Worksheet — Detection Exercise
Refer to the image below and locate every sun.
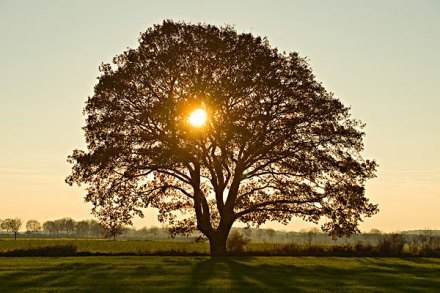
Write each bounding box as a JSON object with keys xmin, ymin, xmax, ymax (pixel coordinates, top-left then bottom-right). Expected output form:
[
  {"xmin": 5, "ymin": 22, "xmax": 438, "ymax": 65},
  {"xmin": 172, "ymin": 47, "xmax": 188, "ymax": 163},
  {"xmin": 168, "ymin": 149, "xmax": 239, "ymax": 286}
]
[{"xmin": 188, "ymin": 108, "xmax": 207, "ymax": 127}]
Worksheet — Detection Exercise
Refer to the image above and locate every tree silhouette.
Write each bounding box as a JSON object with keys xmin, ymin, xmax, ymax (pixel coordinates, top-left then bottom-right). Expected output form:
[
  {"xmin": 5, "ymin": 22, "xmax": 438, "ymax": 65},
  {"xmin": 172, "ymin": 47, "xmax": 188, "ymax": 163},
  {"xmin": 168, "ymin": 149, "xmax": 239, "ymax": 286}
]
[
  {"xmin": 89, "ymin": 220, "xmax": 105, "ymax": 238},
  {"xmin": 1, "ymin": 218, "xmax": 22, "ymax": 240},
  {"xmin": 43, "ymin": 221, "xmax": 56, "ymax": 237},
  {"xmin": 62, "ymin": 218, "xmax": 75, "ymax": 235},
  {"xmin": 266, "ymin": 228, "xmax": 276, "ymax": 243},
  {"xmin": 67, "ymin": 20, "xmax": 378, "ymax": 255},
  {"xmin": 26, "ymin": 219, "xmax": 42, "ymax": 236},
  {"xmin": 75, "ymin": 220, "xmax": 90, "ymax": 237},
  {"xmin": 149, "ymin": 226, "xmax": 159, "ymax": 239},
  {"xmin": 53, "ymin": 219, "xmax": 64, "ymax": 237}
]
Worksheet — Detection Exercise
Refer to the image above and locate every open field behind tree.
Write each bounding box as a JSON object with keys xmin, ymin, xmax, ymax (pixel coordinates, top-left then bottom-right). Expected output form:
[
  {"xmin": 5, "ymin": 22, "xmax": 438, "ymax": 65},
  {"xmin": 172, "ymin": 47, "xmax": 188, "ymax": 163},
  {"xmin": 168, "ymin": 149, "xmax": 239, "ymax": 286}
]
[
  {"xmin": 0, "ymin": 256, "xmax": 439, "ymax": 292},
  {"xmin": 0, "ymin": 239, "xmax": 209, "ymax": 255},
  {"xmin": 1, "ymin": 237, "xmax": 440, "ymax": 257}
]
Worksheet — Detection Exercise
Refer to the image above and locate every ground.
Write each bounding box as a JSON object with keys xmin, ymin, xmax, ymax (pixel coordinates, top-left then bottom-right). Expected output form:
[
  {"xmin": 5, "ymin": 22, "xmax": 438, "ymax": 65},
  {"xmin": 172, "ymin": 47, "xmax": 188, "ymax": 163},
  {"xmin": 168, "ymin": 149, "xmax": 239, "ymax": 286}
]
[{"xmin": 0, "ymin": 256, "xmax": 439, "ymax": 292}]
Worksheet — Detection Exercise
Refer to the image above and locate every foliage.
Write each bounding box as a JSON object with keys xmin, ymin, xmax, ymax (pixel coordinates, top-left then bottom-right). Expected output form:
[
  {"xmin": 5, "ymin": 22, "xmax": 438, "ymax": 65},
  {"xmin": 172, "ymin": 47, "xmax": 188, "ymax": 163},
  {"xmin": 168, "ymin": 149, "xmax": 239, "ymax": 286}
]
[
  {"xmin": 149, "ymin": 226, "xmax": 159, "ymax": 239},
  {"xmin": 75, "ymin": 220, "xmax": 90, "ymax": 237},
  {"xmin": 227, "ymin": 230, "xmax": 250, "ymax": 253},
  {"xmin": 1, "ymin": 218, "xmax": 22, "ymax": 233},
  {"xmin": 25, "ymin": 220, "xmax": 42, "ymax": 235},
  {"xmin": 0, "ymin": 236, "xmax": 439, "ymax": 257},
  {"xmin": 1, "ymin": 218, "xmax": 22, "ymax": 239},
  {"xmin": 51, "ymin": 218, "xmax": 75, "ymax": 235},
  {"xmin": 42, "ymin": 221, "xmax": 57, "ymax": 236},
  {"xmin": 378, "ymin": 233, "xmax": 405, "ymax": 256},
  {"xmin": 63, "ymin": 218, "xmax": 75, "ymax": 235},
  {"xmin": 98, "ymin": 210, "xmax": 125, "ymax": 240},
  {"xmin": 66, "ymin": 20, "xmax": 378, "ymax": 255},
  {"xmin": 266, "ymin": 228, "xmax": 276, "ymax": 242},
  {"xmin": 2, "ymin": 244, "xmax": 77, "ymax": 257},
  {"xmin": 369, "ymin": 228, "xmax": 382, "ymax": 234},
  {"xmin": 0, "ymin": 239, "xmax": 209, "ymax": 255}
]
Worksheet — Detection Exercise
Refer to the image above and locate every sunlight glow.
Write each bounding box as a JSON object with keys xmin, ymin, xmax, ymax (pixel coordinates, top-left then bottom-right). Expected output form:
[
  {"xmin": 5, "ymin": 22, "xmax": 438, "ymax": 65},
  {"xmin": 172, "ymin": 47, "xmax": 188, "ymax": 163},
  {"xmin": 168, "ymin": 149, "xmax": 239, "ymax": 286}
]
[{"xmin": 189, "ymin": 108, "xmax": 207, "ymax": 127}]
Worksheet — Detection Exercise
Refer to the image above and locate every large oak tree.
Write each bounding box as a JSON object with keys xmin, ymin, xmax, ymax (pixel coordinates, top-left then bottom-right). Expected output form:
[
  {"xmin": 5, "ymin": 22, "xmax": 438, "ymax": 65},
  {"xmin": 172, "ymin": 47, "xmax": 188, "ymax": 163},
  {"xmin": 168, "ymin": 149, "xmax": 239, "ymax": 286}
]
[{"xmin": 67, "ymin": 21, "xmax": 378, "ymax": 256}]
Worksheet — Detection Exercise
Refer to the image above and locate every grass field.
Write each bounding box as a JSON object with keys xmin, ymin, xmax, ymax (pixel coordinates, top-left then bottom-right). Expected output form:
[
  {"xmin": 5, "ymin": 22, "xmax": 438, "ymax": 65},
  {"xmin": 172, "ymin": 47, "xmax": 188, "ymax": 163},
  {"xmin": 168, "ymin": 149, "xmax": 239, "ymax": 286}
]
[
  {"xmin": 0, "ymin": 238, "xmax": 355, "ymax": 255},
  {"xmin": 1, "ymin": 239, "xmax": 439, "ymax": 291},
  {"xmin": 0, "ymin": 238, "xmax": 210, "ymax": 255},
  {"xmin": 0, "ymin": 238, "xmax": 407, "ymax": 256},
  {"xmin": 1, "ymin": 256, "xmax": 439, "ymax": 292}
]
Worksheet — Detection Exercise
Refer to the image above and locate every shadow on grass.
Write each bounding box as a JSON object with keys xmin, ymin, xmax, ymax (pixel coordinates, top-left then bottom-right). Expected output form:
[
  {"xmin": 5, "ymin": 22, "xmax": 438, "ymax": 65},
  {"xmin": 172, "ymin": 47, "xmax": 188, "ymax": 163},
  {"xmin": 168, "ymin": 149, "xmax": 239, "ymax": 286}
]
[
  {"xmin": 0, "ymin": 257, "xmax": 196, "ymax": 292},
  {"xmin": 0, "ymin": 257, "xmax": 439, "ymax": 292},
  {"xmin": 0, "ymin": 261, "xmax": 104, "ymax": 290},
  {"xmin": 185, "ymin": 257, "xmax": 440, "ymax": 292}
]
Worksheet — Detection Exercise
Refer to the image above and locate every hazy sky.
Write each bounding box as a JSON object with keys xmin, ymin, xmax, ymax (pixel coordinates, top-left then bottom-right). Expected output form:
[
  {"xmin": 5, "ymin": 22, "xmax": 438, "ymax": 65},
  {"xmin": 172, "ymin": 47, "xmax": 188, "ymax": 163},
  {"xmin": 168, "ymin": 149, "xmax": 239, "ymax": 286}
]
[{"xmin": 1, "ymin": 0, "xmax": 439, "ymax": 232}]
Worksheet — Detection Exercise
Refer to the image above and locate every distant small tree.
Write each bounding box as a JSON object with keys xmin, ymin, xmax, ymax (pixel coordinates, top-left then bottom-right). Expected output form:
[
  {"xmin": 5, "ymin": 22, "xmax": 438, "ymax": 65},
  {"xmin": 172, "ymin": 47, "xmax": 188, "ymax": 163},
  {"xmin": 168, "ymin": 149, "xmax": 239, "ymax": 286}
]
[
  {"xmin": 63, "ymin": 218, "xmax": 75, "ymax": 235},
  {"xmin": 266, "ymin": 228, "xmax": 276, "ymax": 243},
  {"xmin": 1, "ymin": 219, "xmax": 9, "ymax": 234},
  {"xmin": 54, "ymin": 219, "xmax": 65, "ymax": 237},
  {"xmin": 369, "ymin": 228, "xmax": 382, "ymax": 234},
  {"xmin": 42, "ymin": 221, "xmax": 55, "ymax": 236},
  {"xmin": 308, "ymin": 227, "xmax": 320, "ymax": 245},
  {"xmin": 149, "ymin": 226, "xmax": 159, "ymax": 239},
  {"xmin": 89, "ymin": 220, "xmax": 105, "ymax": 238},
  {"xmin": 286, "ymin": 231, "xmax": 297, "ymax": 242},
  {"xmin": 121, "ymin": 226, "xmax": 132, "ymax": 239},
  {"xmin": 256, "ymin": 228, "xmax": 266, "ymax": 243},
  {"xmin": 26, "ymin": 220, "xmax": 42, "ymax": 236},
  {"xmin": 12, "ymin": 218, "xmax": 22, "ymax": 240},
  {"xmin": 1, "ymin": 218, "xmax": 22, "ymax": 240},
  {"xmin": 75, "ymin": 220, "xmax": 90, "ymax": 238},
  {"xmin": 140, "ymin": 227, "xmax": 149, "ymax": 240}
]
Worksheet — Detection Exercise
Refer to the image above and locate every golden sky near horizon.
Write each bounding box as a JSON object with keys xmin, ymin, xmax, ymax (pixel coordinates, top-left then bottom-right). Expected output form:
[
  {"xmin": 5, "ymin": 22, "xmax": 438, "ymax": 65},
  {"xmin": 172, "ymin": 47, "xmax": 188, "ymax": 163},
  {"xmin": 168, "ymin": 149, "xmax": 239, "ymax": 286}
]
[{"xmin": 0, "ymin": 0, "xmax": 439, "ymax": 232}]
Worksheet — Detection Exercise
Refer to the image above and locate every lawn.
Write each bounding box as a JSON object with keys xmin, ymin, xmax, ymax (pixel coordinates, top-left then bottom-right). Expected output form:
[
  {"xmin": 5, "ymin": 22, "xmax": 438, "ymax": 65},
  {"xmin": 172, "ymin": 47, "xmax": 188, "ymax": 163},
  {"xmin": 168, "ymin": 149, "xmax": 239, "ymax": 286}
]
[{"xmin": 0, "ymin": 256, "xmax": 439, "ymax": 292}]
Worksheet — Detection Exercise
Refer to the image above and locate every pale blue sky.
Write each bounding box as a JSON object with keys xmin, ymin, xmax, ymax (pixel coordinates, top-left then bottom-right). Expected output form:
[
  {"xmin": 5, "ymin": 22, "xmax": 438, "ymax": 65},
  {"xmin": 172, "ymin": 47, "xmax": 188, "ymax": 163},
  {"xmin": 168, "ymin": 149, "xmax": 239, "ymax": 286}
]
[{"xmin": 0, "ymin": 0, "xmax": 439, "ymax": 231}]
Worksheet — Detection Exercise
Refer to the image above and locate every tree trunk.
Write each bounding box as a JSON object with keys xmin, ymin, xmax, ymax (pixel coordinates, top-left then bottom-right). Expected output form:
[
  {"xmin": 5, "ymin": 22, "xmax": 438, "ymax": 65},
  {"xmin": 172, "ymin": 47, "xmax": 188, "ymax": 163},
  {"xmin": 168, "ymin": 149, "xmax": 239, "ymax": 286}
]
[
  {"xmin": 209, "ymin": 232, "xmax": 228, "ymax": 256},
  {"xmin": 209, "ymin": 221, "xmax": 234, "ymax": 256},
  {"xmin": 14, "ymin": 232, "xmax": 17, "ymax": 240}
]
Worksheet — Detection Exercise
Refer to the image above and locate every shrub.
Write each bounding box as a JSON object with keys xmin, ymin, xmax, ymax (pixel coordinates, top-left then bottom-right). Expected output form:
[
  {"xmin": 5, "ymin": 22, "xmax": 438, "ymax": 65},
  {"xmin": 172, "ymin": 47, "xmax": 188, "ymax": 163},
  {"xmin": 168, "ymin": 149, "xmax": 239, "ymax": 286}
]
[
  {"xmin": 378, "ymin": 233, "xmax": 406, "ymax": 255},
  {"xmin": 1, "ymin": 245, "xmax": 77, "ymax": 257},
  {"xmin": 227, "ymin": 230, "xmax": 250, "ymax": 254}
]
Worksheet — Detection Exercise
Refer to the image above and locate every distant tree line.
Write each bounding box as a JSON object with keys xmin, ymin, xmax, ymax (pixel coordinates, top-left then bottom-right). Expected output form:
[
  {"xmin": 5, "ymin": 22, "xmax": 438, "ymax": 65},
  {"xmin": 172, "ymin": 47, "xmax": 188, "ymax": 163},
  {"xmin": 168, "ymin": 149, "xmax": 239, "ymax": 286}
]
[
  {"xmin": 41, "ymin": 218, "xmax": 105, "ymax": 238},
  {"xmin": 0, "ymin": 218, "xmax": 105, "ymax": 239},
  {"xmin": 1, "ymin": 217, "xmax": 440, "ymax": 255},
  {"xmin": 0, "ymin": 217, "xmax": 169, "ymax": 240},
  {"xmin": 225, "ymin": 228, "xmax": 440, "ymax": 256}
]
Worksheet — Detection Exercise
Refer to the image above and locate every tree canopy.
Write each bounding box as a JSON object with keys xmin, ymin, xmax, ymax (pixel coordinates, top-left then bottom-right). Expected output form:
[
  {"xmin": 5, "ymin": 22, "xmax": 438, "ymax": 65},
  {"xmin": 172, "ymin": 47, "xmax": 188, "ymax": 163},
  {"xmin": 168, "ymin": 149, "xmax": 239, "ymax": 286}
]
[
  {"xmin": 1, "ymin": 218, "xmax": 22, "ymax": 240},
  {"xmin": 67, "ymin": 20, "xmax": 378, "ymax": 255},
  {"xmin": 26, "ymin": 219, "xmax": 42, "ymax": 235}
]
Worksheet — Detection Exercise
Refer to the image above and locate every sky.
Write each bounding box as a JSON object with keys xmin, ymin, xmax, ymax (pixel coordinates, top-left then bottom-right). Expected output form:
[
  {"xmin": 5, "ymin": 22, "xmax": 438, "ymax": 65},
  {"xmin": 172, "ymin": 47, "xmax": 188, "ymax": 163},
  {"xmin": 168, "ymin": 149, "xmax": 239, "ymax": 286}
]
[{"xmin": 0, "ymin": 0, "xmax": 439, "ymax": 232}]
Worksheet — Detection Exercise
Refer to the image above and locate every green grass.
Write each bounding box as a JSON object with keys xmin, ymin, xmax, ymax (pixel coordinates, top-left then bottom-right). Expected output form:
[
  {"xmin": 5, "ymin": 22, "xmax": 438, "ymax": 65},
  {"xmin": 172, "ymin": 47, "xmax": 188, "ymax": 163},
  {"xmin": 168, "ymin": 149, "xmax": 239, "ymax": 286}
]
[
  {"xmin": 0, "ymin": 239, "xmax": 375, "ymax": 256},
  {"xmin": 0, "ymin": 239, "xmax": 322, "ymax": 255},
  {"xmin": 0, "ymin": 238, "xmax": 209, "ymax": 254},
  {"xmin": 0, "ymin": 256, "xmax": 439, "ymax": 292}
]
